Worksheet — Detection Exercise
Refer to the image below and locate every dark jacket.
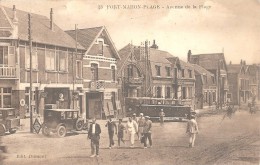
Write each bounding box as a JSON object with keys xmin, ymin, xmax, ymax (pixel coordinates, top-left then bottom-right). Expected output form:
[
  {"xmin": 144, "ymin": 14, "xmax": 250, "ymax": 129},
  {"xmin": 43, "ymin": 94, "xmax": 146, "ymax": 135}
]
[{"xmin": 88, "ymin": 123, "xmax": 101, "ymax": 139}]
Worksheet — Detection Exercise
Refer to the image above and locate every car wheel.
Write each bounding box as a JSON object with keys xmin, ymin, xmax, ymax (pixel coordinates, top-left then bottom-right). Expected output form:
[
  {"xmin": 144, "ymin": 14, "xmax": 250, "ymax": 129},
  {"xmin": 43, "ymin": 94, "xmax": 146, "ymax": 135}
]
[
  {"xmin": 9, "ymin": 129, "xmax": 16, "ymax": 134},
  {"xmin": 76, "ymin": 120, "xmax": 84, "ymax": 131},
  {"xmin": 42, "ymin": 124, "xmax": 50, "ymax": 136},
  {"xmin": 0, "ymin": 124, "xmax": 6, "ymax": 136},
  {"xmin": 82, "ymin": 123, "xmax": 88, "ymax": 131},
  {"xmin": 57, "ymin": 126, "xmax": 66, "ymax": 138}
]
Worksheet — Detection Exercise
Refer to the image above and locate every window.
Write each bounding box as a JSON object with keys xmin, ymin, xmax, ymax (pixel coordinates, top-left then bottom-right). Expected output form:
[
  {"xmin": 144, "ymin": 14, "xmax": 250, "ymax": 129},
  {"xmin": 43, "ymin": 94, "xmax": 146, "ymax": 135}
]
[
  {"xmin": 98, "ymin": 41, "xmax": 103, "ymax": 55},
  {"xmin": 46, "ymin": 49, "xmax": 56, "ymax": 71},
  {"xmin": 188, "ymin": 70, "xmax": 192, "ymax": 78},
  {"xmin": 58, "ymin": 51, "xmax": 68, "ymax": 71},
  {"xmin": 181, "ymin": 69, "xmax": 185, "ymax": 78},
  {"xmin": 155, "ymin": 65, "xmax": 161, "ymax": 76},
  {"xmin": 127, "ymin": 65, "xmax": 133, "ymax": 77},
  {"xmin": 25, "ymin": 47, "xmax": 38, "ymax": 69},
  {"xmin": 188, "ymin": 87, "xmax": 192, "ymax": 99},
  {"xmin": 204, "ymin": 92, "xmax": 207, "ymax": 103},
  {"xmin": 174, "ymin": 68, "xmax": 178, "ymax": 79},
  {"xmin": 166, "ymin": 67, "xmax": 170, "ymax": 77},
  {"xmin": 91, "ymin": 63, "xmax": 98, "ymax": 81},
  {"xmin": 0, "ymin": 46, "xmax": 8, "ymax": 66},
  {"xmin": 166, "ymin": 87, "xmax": 171, "ymax": 98},
  {"xmin": 0, "ymin": 87, "xmax": 12, "ymax": 108},
  {"xmin": 76, "ymin": 61, "xmax": 82, "ymax": 78},
  {"xmin": 111, "ymin": 66, "xmax": 116, "ymax": 82},
  {"xmin": 156, "ymin": 86, "xmax": 162, "ymax": 98},
  {"xmin": 182, "ymin": 87, "xmax": 187, "ymax": 99},
  {"xmin": 212, "ymin": 76, "xmax": 215, "ymax": 84}
]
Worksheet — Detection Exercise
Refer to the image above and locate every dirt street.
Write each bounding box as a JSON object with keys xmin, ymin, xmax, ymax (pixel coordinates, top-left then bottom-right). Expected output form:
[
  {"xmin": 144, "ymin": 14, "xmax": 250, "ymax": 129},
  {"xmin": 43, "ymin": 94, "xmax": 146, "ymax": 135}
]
[{"xmin": 1, "ymin": 110, "xmax": 260, "ymax": 165}]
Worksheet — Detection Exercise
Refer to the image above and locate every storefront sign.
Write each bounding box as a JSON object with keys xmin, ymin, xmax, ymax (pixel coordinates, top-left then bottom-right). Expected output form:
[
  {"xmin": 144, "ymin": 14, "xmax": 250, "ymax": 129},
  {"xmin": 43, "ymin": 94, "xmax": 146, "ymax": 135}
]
[{"xmin": 33, "ymin": 118, "xmax": 42, "ymax": 134}]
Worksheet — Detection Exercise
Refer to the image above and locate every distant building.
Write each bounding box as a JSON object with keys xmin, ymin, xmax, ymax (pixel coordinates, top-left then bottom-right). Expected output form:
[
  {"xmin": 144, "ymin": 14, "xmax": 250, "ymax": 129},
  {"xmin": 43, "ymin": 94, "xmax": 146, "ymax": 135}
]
[
  {"xmin": 227, "ymin": 60, "xmax": 250, "ymax": 105},
  {"xmin": 188, "ymin": 50, "xmax": 229, "ymax": 107},
  {"xmin": 118, "ymin": 41, "xmax": 195, "ymax": 115},
  {"xmin": 0, "ymin": 6, "xmax": 85, "ymax": 117},
  {"xmin": 192, "ymin": 64, "xmax": 216, "ymax": 109},
  {"xmin": 66, "ymin": 26, "xmax": 120, "ymax": 119},
  {"xmin": 246, "ymin": 64, "xmax": 259, "ymax": 102}
]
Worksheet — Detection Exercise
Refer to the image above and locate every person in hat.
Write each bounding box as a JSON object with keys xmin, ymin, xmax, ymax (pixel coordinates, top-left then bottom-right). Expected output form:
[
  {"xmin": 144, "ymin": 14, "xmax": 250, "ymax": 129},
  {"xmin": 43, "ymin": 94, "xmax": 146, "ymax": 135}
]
[
  {"xmin": 88, "ymin": 117, "xmax": 101, "ymax": 157},
  {"xmin": 132, "ymin": 113, "xmax": 138, "ymax": 122},
  {"xmin": 126, "ymin": 117, "xmax": 138, "ymax": 148},
  {"xmin": 117, "ymin": 118, "xmax": 125, "ymax": 147},
  {"xmin": 105, "ymin": 116, "xmax": 117, "ymax": 149},
  {"xmin": 186, "ymin": 115, "xmax": 199, "ymax": 148},
  {"xmin": 143, "ymin": 116, "xmax": 153, "ymax": 148},
  {"xmin": 159, "ymin": 109, "xmax": 165, "ymax": 125},
  {"xmin": 137, "ymin": 113, "xmax": 145, "ymax": 140}
]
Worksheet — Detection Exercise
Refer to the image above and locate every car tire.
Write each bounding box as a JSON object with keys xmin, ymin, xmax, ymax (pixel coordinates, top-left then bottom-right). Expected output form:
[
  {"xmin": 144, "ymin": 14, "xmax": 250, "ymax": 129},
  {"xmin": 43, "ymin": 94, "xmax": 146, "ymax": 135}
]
[
  {"xmin": 42, "ymin": 124, "xmax": 50, "ymax": 136},
  {"xmin": 9, "ymin": 129, "xmax": 16, "ymax": 134},
  {"xmin": 76, "ymin": 119, "xmax": 84, "ymax": 131},
  {"xmin": 82, "ymin": 123, "xmax": 88, "ymax": 131},
  {"xmin": 57, "ymin": 125, "xmax": 66, "ymax": 138},
  {"xmin": 0, "ymin": 124, "xmax": 6, "ymax": 136}
]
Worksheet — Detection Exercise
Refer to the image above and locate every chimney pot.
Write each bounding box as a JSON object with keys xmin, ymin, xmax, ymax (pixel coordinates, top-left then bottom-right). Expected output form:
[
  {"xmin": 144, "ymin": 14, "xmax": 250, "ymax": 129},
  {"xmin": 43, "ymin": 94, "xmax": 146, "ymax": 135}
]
[{"xmin": 12, "ymin": 5, "xmax": 18, "ymax": 23}]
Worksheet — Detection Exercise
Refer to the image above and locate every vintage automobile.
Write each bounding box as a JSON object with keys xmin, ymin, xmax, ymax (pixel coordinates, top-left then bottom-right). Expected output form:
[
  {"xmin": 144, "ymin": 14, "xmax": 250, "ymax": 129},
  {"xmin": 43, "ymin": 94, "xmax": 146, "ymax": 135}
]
[
  {"xmin": 0, "ymin": 108, "xmax": 20, "ymax": 136},
  {"xmin": 41, "ymin": 109, "xmax": 86, "ymax": 137}
]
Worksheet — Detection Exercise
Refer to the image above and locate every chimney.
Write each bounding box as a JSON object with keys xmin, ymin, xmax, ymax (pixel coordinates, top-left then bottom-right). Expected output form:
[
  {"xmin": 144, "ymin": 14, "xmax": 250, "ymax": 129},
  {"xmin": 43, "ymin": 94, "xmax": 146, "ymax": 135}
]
[
  {"xmin": 243, "ymin": 60, "xmax": 246, "ymax": 65},
  {"xmin": 12, "ymin": 5, "xmax": 18, "ymax": 23},
  {"xmin": 240, "ymin": 59, "xmax": 243, "ymax": 65},
  {"xmin": 187, "ymin": 50, "xmax": 192, "ymax": 63},
  {"xmin": 50, "ymin": 8, "xmax": 54, "ymax": 31},
  {"xmin": 229, "ymin": 61, "xmax": 232, "ymax": 65},
  {"xmin": 150, "ymin": 40, "xmax": 158, "ymax": 49}
]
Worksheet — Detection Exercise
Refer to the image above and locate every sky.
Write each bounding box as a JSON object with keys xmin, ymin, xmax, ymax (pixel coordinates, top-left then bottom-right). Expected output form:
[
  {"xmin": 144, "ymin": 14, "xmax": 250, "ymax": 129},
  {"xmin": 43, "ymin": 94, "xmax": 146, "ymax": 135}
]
[{"xmin": 1, "ymin": 0, "xmax": 260, "ymax": 64}]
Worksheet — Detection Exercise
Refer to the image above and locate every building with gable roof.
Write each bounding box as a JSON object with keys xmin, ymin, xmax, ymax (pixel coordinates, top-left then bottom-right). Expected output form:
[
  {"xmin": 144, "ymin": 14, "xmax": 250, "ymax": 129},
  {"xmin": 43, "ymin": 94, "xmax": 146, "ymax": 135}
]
[
  {"xmin": 227, "ymin": 60, "xmax": 250, "ymax": 105},
  {"xmin": 192, "ymin": 64, "xmax": 216, "ymax": 109},
  {"xmin": 0, "ymin": 5, "xmax": 85, "ymax": 117},
  {"xmin": 66, "ymin": 26, "xmax": 120, "ymax": 119},
  {"xmin": 188, "ymin": 50, "xmax": 229, "ymax": 108}
]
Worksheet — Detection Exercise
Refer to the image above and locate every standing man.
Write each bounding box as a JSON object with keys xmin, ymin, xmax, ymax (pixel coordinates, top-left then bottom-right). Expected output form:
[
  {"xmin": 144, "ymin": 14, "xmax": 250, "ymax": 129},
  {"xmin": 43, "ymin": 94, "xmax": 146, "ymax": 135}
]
[
  {"xmin": 159, "ymin": 109, "xmax": 165, "ymax": 125},
  {"xmin": 117, "ymin": 118, "xmax": 125, "ymax": 147},
  {"xmin": 126, "ymin": 117, "xmax": 138, "ymax": 148},
  {"xmin": 143, "ymin": 116, "xmax": 152, "ymax": 149},
  {"xmin": 186, "ymin": 115, "xmax": 199, "ymax": 148},
  {"xmin": 132, "ymin": 113, "xmax": 138, "ymax": 122},
  {"xmin": 105, "ymin": 116, "xmax": 117, "ymax": 149},
  {"xmin": 88, "ymin": 118, "xmax": 101, "ymax": 157},
  {"xmin": 137, "ymin": 113, "xmax": 145, "ymax": 140}
]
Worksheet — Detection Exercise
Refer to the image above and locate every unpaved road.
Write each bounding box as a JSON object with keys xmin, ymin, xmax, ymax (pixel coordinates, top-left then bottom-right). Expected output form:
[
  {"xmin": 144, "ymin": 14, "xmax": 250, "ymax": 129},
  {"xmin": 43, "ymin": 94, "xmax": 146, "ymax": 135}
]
[{"xmin": 1, "ymin": 110, "xmax": 260, "ymax": 165}]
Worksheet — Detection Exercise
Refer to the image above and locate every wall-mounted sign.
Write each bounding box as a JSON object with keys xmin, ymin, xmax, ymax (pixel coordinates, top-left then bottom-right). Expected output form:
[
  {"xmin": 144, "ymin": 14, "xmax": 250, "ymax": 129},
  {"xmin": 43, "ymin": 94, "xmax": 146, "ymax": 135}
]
[{"xmin": 20, "ymin": 99, "xmax": 25, "ymax": 106}]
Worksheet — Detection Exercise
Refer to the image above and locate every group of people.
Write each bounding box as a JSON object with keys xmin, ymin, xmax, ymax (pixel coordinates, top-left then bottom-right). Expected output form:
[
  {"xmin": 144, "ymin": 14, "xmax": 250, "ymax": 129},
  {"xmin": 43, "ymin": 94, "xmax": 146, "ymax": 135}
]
[{"xmin": 87, "ymin": 110, "xmax": 199, "ymax": 158}]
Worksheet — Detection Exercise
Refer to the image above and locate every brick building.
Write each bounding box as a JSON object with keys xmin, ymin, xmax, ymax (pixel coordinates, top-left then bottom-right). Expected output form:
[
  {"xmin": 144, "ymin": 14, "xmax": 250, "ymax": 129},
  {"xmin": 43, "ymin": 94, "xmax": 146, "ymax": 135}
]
[
  {"xmin": 0, "ymin": 6, "xmax": 86, "ymax": 117},
  {"xmin": 188, "ymin": 50, "xmax": 229, "ymax": 107},
  {"xmin": 66, "ymin": 26, "xmax": 120, "ymax": 119},
  {"xmin": 227, "ymin": 60, "xmax": 250, "ymax": 105},
  {"xmin": 192, "ymin": 64, "xmax": 216, "ymax": 109}
]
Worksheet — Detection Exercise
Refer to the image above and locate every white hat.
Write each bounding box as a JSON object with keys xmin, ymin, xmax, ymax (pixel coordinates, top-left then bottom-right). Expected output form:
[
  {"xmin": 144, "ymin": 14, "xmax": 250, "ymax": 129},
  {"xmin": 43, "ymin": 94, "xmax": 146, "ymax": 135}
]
[{"xmin": 140, "ymin": 113, "xmax": 144, "ymax": 116}]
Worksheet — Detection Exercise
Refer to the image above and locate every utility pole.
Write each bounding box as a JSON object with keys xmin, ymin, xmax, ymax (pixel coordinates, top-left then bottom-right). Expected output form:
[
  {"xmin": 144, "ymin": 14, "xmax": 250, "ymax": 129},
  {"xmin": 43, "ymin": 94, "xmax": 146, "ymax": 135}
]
[
  {"xmin": 73, "ymin": 24, "xmax": 77, "ymax": 109},
  {"xmin": 28, "ymin": 13, "xmax": 33, "ymax": 133}
]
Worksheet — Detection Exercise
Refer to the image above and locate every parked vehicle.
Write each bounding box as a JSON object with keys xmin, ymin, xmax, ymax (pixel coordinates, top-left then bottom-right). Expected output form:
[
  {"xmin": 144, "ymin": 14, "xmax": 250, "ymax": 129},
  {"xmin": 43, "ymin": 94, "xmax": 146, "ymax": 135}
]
[
  {"xmin": 0, "ymin": 108, "xmax": 20, "ymax": 136},
  {"xmin": 42, "ymin": 109, "xmax": 86, "ymax": 137}
]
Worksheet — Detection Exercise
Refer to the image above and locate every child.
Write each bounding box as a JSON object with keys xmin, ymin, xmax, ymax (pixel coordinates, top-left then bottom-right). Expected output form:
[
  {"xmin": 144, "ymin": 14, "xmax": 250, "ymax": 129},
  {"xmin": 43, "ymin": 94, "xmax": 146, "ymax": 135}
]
[{"xmin": 117, "ymin": 118, "xmax": 125, "ymax": 147}]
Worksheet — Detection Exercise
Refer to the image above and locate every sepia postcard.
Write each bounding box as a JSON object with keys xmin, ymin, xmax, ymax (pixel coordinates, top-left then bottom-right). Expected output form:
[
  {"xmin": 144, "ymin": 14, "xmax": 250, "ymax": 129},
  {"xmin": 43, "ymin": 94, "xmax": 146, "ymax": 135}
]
[{"xmin": 0, "ymin": 0, "xmax": 259, "ymax": 165}]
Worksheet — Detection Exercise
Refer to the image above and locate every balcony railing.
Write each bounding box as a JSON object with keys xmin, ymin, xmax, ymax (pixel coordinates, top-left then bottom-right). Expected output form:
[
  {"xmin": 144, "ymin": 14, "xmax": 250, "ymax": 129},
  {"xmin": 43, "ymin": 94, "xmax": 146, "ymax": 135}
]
[
  {"xmin": 89, "ymin": 80, "xmax": 105, "ymax": 91},
  {"xmin": 125, "ymin": 77, "xmax": 143, "ymax": 84},
  {"xmin": 0, "ymin": 66, "xmax": 18, "ymax": 78}
]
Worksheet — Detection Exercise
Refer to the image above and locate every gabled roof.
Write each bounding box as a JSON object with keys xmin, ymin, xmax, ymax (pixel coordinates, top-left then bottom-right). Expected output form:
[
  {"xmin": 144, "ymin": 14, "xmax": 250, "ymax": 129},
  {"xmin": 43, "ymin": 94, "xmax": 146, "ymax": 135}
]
[
  {"xmin": 2, "ymin": 6, "xmax": 85, "ymax": 50},
  {"xmin": 0, "ymin": 7, "xmax": 12, "ymax": 28},
  {"xmin": 149, "ymin": 48, "xmax": 174, "ymax": 64},
  {"xmin": 117, "ymin": 44, "xmax": 133, "ymax": 73},
  {"xmin": 189, "ymin": 53, "xmax": 227, "ymax": 71},
  {"xmin": 192, "ymin": 64, "xmax": 214, "ymax": 76},
  {"xmin": 66, "ymin": 26, "xmax": 120, "ymax": 59}
]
